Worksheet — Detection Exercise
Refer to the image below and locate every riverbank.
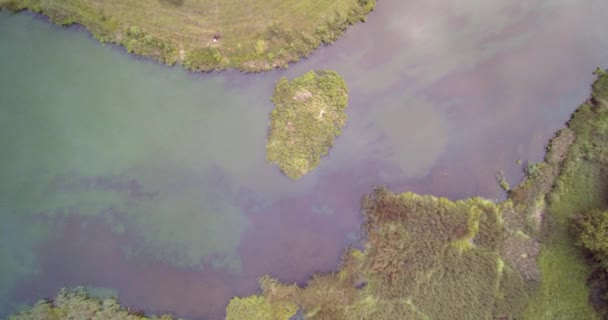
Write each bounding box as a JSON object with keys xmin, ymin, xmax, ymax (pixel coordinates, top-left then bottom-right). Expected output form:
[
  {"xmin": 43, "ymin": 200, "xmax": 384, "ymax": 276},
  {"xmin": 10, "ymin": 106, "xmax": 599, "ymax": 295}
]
[{"xmin": 0, "ymin": 0, "xmax": 375, "ymax": 72}]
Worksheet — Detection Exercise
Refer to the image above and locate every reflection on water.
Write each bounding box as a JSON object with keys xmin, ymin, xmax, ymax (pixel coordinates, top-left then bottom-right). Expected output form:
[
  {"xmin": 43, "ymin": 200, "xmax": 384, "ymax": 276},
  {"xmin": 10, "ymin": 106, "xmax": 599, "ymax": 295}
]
[
  {"xmin": 1, "ymin": 0, "xmax": 608, "ymax": 318},
  {"xmin": 369, "ymin": 93, "xmax": 448, "ymax": 178}
]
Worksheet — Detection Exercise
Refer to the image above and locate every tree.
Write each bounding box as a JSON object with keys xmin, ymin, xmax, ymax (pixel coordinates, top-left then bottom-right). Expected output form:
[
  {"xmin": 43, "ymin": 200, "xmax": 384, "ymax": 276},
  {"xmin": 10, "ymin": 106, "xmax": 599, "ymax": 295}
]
[
  {"xmin": 573, "ymin": 209, "xmax": 608, "ymax": 315},
  {"xmin": 575, "ymin": 209, "xmax": 608, "ymax": 268}
]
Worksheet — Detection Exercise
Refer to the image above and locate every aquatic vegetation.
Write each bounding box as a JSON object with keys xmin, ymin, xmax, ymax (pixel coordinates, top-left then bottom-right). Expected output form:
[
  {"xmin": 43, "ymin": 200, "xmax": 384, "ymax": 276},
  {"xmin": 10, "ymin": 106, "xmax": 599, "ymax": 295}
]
[
  {"xmin": 0, "ymin": 0, "xmax": 375, "ymax": 72},
  {"xmin": 267, "ymin": 70, "xmax": 348, "ymax": 179},
  {"xmin": 9, "ymin": 288, "xmax": 177, "ymax": 320}
]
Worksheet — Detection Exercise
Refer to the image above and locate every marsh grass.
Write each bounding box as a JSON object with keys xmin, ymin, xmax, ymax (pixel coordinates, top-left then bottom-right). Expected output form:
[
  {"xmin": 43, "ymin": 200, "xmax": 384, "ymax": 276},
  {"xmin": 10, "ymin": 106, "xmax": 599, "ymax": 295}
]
[
  {"xmin": 266, "ymin": 70, "xmax": 348, "ymax": 179},
  {"xmin": 223, "ymin": 188, "xmax": 533, "ymax": 320},
  {"xmin": 0, "ymin": 0, "xmax": 375, "ymax": 72}
]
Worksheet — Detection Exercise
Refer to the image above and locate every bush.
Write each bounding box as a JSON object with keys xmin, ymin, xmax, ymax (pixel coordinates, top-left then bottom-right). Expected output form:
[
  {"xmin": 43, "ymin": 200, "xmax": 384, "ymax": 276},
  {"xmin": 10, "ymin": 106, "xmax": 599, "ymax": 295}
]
[{"xmin": 574, "ymin": 209, "xmax": 608, "ymax": 267}]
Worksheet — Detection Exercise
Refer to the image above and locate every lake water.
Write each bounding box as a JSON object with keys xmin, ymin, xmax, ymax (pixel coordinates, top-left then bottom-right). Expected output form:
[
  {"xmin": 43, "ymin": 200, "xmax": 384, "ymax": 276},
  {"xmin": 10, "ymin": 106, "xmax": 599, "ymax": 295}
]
[{"xmin": 1, "ymin": 0, "xmax": 608, "ymax": 318}]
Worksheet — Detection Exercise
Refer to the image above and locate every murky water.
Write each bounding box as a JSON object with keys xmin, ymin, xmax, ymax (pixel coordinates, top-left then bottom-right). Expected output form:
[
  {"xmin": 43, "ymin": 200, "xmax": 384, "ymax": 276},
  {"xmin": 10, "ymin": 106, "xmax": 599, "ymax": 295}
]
[{"xmin": 1, "ymin": 0, "xmax": 608, "ymax": 318}]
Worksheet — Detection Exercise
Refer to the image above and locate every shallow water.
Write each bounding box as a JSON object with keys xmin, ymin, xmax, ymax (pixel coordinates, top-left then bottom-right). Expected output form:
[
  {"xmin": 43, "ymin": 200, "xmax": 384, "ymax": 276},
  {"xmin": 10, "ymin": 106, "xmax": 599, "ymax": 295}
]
[{"xmin": 1, "ymin": 0, "xmax": 608, "ymax": 318}]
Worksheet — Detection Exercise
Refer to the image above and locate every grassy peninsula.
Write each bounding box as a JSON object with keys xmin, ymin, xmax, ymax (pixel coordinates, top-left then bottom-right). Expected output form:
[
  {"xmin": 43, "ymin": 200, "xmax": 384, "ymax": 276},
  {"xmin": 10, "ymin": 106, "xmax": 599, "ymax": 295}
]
[
  {"xmin": 267, "ymin": 70, "xmax": 348, "ymax": 179},
  {"xmin": 222, "ymin": 69, "xmax": 608, "ymax": 319},
  {"xmin": 0, "ymin": 0, "xmax": 375, "ymax": 72}
]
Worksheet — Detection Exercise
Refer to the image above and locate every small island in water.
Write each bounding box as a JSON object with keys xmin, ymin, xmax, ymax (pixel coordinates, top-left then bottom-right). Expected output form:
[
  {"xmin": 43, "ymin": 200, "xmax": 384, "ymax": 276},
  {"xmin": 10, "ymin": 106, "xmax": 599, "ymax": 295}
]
[{"xmin": 267, "ymin": 70, "xmax": 348, "ymax": 180}]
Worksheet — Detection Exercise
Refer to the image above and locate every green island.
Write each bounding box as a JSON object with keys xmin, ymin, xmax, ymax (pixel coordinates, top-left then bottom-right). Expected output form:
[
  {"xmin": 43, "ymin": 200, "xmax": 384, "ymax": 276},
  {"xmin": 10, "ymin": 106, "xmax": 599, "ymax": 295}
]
[
  {"xmin": 267, "ymin": 70, "xmax": 348, "ymax": 180},
  {"xmin": 11, "ymin": 70, "xmax": 608, "ymax": 319},
  {"xmin": 0, "ymin": 0, "xmax": 375, "ymax": 72}
]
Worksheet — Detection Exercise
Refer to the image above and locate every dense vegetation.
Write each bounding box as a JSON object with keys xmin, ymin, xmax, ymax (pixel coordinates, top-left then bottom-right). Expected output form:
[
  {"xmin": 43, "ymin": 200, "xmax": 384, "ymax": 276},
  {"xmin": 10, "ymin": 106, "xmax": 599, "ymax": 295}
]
[
  {"xmin": 224, "ymin": 70, "xmax": 608, "ymax": 319},
  {"xmin": 267, "ymin": 70, "xmax": 348, "ymax": 179},
  {"xmin": 9, "ymin": 288, "xmax": 176, "ymax": 320},
  {"xmin": 0, "ymin": 0, "xmax": 375, "ymax": 72}
]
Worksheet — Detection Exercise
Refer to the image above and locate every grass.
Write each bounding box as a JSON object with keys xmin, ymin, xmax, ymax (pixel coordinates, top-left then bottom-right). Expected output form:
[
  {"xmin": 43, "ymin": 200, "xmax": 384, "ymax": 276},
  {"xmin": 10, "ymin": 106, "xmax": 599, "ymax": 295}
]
[
  {"xmin": 0, "ymin": 0, "xmax": 375, "ymax": 72},
  {"xmin": 524, "ymin": 235, "xmax": 598, "ymax": 320},
  {"xmin": 266, "ymin": 70, "xmax": 348, "ymax": 179}
]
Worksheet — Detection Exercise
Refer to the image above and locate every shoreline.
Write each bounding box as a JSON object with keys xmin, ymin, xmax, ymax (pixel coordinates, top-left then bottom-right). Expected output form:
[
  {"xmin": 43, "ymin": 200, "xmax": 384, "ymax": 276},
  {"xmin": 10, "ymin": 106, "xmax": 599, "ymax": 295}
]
[{"xmin": 0, "ymin": 0, "xmax": 376, "ymax": 73}]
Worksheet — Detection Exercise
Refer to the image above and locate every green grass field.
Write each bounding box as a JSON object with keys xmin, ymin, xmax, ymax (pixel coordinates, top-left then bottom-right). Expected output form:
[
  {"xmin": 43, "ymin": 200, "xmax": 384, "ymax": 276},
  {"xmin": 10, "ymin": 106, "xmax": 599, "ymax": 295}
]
[{"xmin": 0, "ymin": 0, "xmax": 375, "ymax": 71}]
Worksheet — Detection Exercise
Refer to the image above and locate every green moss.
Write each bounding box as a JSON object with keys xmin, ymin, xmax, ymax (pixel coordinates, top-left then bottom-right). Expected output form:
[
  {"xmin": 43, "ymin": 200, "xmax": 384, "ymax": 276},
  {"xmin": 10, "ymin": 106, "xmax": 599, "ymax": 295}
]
[
  {"xmin": 0, "ymin": 0, "xmax": 375, "ymax": 72},
  {"xmin": 266, "ymin": 70, "xmax": 348, "ymax": 179}
]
